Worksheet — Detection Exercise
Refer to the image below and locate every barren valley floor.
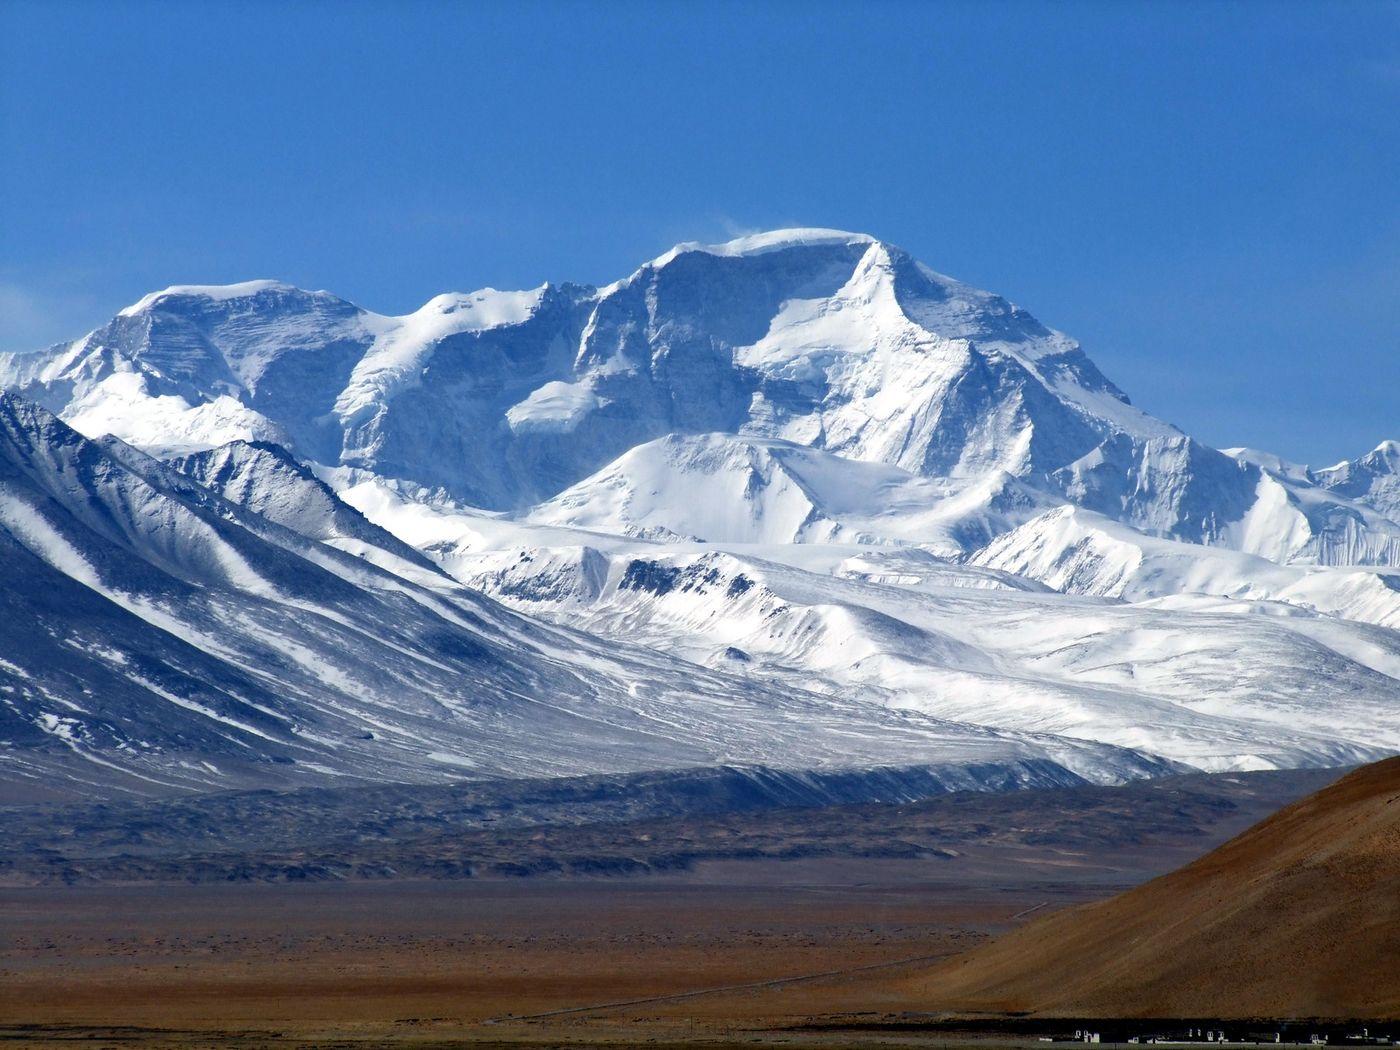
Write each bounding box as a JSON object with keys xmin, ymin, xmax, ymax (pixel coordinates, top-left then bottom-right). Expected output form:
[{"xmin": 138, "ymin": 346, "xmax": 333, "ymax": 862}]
[
  {"xmin": 0, "ymin": 767, "xmax": 1350, "ymax": 1048},
  {"xmin": 0, "ymin": 868, "xmax": 1097, "ymax": 1047}
]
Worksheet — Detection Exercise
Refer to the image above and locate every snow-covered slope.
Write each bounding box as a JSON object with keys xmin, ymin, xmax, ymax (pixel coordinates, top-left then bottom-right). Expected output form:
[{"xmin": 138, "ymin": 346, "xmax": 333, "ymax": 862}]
[
  {"xmin": 0, "ymin": 392, "xmax": 1182, "ymax": 798},
  {"xmin": 168, "ymin": 439, "xmax": 443, "ymax": 585},
  {"xmin": 971, "ymin": 506, "xmax": 1400, "ymax": 631},
  {"xmin": 527, "ymin": 432, "xmax": 1051, "ymax": 551},
  {"xmin": 311, "ymin": 466, "xmax": 1400, "ymax": 773},
  {"xmin": 444, "ymin": 538, "xmax": 1400, "ymax": 773}
]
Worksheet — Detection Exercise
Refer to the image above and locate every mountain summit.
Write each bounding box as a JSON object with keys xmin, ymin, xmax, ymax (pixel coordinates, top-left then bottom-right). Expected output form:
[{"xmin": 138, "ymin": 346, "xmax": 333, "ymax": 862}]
[{"xmin": 5, "ymin": 230, "xmax": 1395, "ymax": 567}]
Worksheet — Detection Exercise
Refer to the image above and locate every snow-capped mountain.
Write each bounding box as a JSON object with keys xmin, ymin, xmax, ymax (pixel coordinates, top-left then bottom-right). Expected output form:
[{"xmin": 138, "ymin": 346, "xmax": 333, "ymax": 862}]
[
  {"xmin": 1, "ymin": 393, "xmax": 1179, "ymax": 798},
  {"xmin": 2, "ymin": 229, "xmax": 1397, "ymax": 794},
  {"xmin": 1314, "ymin": 441, "xmax": 1400, "ymax": 522},
  {"xmin": 7, "ymin": 229, "xmax": 1396, "ymax": 567}
]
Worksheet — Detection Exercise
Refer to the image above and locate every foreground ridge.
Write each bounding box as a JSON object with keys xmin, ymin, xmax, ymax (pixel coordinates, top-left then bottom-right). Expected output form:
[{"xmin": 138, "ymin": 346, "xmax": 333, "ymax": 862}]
[{"xmin": 902, "ymin": 756, "xmax": 1400, "ymax": 1018}]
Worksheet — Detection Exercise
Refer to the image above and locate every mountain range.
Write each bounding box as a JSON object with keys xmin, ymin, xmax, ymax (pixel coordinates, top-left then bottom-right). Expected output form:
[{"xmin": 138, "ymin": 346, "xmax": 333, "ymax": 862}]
[{"xmin": 1, "ymin": 228, "xmax": 1396, "ymax": 798}]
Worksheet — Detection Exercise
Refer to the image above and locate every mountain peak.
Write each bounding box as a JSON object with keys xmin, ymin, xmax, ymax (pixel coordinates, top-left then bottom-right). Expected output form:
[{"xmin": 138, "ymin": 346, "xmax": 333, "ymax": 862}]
[
  {"xmin": 402, "ymin": 285, "xmax": 548, "ymax": 328},
  {"xmin": 6, "ymin": 234, "xmax": 1397, "ymax": 565},
  {"xmin": 649, "ymin": 227, "xmax": 877, "ymax": 269},
  {"xmin": 116, "ymin": 279, "xmax": 328, "ymax": 318}
]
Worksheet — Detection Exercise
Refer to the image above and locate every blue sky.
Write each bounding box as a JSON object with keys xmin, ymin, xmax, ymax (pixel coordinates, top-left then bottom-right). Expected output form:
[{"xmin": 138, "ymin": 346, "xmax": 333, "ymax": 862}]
[{"xmin": 2, "ymin": 0, "xmax": 1395, "ymax": 465}]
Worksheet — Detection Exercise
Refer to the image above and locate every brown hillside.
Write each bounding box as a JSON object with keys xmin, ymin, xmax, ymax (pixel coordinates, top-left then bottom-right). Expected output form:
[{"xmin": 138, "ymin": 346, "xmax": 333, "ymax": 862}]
[{"xmin": 903, "ymin": 757, "xmax": 1400, "ymax": 1019}]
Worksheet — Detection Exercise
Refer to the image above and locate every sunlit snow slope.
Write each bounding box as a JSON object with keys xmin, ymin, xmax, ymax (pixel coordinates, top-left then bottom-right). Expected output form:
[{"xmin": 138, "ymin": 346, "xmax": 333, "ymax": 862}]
[{"xmin": 0, "ymin": 393, "xmax": 1179, "ymax": 798}]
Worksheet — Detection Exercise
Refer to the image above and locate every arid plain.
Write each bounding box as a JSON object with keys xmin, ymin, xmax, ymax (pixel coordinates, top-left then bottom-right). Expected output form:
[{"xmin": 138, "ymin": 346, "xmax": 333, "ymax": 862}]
[{"xmin": 1, "ymin": 768, "xmax": 1342, "ymax": 1048}]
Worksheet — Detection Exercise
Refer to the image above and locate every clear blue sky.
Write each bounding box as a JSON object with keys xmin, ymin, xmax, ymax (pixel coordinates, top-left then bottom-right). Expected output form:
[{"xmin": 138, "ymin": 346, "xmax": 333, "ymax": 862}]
[{"xmin": 2, "ymin": 0, "xmax": 1396, "ymax": 465}]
